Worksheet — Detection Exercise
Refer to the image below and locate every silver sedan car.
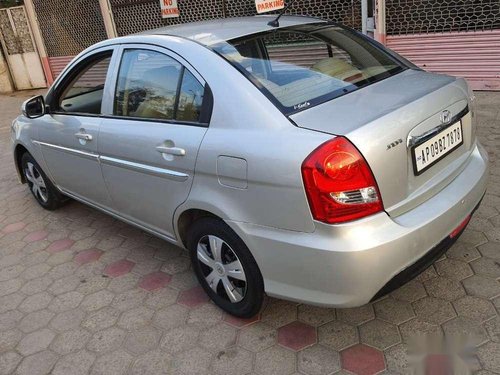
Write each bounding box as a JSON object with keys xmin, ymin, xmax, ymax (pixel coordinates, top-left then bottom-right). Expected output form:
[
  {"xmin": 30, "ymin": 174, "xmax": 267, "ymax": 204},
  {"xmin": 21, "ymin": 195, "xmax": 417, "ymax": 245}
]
[{"xmin": 12, "ymin": 16, "xmax": 488, "ymax": 317}]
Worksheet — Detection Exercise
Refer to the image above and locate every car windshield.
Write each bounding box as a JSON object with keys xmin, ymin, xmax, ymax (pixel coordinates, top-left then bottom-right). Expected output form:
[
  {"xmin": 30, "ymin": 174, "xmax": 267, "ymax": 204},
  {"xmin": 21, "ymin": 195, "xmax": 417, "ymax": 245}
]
[{"xmin": 211, "ymin": 23, "xmax": 405, "ymax": 115}]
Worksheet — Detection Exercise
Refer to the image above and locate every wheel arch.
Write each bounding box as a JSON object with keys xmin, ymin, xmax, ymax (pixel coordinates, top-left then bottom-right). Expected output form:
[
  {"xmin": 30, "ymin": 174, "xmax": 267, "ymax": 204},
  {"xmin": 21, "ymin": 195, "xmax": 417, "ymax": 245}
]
[
  {"xmin": 14, "ymin": 143, "xmax": 29, "ymax": 183},
  {"xmin": 176, "ymin": 208, "xmax": 221, "ymax": 248}
]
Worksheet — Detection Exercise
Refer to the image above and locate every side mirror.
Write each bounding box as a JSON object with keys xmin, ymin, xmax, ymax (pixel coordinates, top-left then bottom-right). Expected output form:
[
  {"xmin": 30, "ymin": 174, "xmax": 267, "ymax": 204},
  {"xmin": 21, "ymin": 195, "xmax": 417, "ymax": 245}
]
[{"xmin": 22, "ymin": 95, "xmax": 46, "ymax": 119}]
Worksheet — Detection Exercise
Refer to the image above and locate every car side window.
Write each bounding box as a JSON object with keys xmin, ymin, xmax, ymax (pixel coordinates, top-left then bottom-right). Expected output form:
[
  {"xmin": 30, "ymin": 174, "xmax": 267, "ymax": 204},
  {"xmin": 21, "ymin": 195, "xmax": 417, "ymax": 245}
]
[
  {"xmin": 176, "ymin": 69, "xmax": 204, "ymax": 122},
  {"xmin": 114, "ymin": 49, "xmax": 204, "ymax": 123},
  {"xmin": 58, "ymin": 54, "xmax": 111, "ymax": 115},
  {"xmin": 115, "ymin": 49, "xmax": 181, "ymax": 120}
]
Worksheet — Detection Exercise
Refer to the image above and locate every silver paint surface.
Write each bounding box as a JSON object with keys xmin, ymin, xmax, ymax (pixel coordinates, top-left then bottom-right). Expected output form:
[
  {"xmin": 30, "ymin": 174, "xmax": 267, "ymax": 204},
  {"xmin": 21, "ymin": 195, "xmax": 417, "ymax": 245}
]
[{"xmin": 12, "ymin": 16, "xmax": 489, "ymax": 307}]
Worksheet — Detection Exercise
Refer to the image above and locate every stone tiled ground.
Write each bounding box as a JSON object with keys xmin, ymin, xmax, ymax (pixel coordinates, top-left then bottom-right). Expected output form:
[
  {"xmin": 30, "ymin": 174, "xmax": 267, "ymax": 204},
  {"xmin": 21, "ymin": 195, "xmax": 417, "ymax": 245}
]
[{"xmin": 0, "ymin": 90, "xmax": 499, "ymax": 375}]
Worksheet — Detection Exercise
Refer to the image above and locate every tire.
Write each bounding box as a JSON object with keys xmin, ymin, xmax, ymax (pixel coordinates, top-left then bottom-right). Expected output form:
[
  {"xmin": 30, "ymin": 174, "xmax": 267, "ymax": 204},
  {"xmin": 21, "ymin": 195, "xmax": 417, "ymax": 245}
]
[
  {"xmin": 21, "ymin": 152, "xmax": 66, "ymax": 210},
  {"xmin": 187, "ymin": 217, "xmax": 264, "ymax": 318}
]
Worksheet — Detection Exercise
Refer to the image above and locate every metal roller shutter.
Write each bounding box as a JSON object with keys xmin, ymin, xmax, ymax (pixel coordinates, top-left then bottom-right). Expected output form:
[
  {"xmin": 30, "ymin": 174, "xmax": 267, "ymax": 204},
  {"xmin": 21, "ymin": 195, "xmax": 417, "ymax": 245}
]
[{"xmin": 386, "ymin": 30, "xmax": 500, "ymax": 91}]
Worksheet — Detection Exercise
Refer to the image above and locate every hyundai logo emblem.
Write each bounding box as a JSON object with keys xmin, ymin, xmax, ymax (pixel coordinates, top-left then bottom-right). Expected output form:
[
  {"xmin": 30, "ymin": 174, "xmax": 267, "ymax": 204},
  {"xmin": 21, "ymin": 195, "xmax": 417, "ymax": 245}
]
[{"xmin": 440, "ymin": 110, "xmax": 452, "ymax": 125}]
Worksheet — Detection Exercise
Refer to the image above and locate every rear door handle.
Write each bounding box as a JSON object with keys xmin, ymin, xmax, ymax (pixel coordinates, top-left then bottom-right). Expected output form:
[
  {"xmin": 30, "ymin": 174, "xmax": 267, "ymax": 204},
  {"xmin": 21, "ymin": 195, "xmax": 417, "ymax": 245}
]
[
  {"xmin": 156, "ymin": 146, "xmax": 186, "ymax": 156},
  {"xmin": 75, "ymin": 132, "xmax": 93, "ymax": 141}
]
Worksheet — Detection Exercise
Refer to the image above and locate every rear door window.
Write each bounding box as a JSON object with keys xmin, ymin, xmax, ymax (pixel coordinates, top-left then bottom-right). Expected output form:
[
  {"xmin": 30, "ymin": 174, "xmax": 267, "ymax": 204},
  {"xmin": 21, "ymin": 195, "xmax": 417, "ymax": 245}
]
[
  {"xmin": 176, "ymin": 69, "xmax": 204, "ymax": 122},
  {"xmin": 114, "ymin": 49, "xmax": 205, "ymax": 123},
  {"xmin": 114, "ymin": 49, "xmax": 182, "ymax": 120}
]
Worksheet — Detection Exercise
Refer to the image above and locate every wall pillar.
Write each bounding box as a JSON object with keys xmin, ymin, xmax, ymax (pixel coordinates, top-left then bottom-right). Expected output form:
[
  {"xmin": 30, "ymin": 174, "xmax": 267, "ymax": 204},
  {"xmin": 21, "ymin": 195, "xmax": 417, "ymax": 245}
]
[
  {"xmin": 375, "ymin": 0, "xmax": 386, "ymax": 45},
  {"xmin": 99, "ymin": 0, "xmax": 118, "ymax": 39},
  {"xmin": 24, "ymin": 0, "xmax": 53, "ymax": 85}
]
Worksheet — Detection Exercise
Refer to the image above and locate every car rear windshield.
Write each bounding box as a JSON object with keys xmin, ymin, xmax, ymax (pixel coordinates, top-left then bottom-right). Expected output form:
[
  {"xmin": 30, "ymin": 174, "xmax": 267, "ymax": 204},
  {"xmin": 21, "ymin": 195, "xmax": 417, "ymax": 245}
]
[{"xmin": 211, "ymin": 23, "xmax": 405, "ymax": 115}]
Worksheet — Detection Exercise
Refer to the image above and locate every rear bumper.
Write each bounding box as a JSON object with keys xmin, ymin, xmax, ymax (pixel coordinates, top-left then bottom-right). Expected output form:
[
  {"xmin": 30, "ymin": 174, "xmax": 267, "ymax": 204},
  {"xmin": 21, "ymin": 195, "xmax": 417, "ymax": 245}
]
[
  {"xmin": 370, "ymin": 198, "xmax": 480, "ymax": 302},
  {"xmin": 227, "ymin": 142, "xmax": 489, "ymax": 307}
]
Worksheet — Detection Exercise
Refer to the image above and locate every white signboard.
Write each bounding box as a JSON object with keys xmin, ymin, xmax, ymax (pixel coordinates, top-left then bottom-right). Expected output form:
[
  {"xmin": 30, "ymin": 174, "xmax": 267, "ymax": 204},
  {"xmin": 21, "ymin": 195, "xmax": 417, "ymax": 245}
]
[
  {"xmin": 255, "ymin": 0, "xmax": 285, "ymax": 14},
  {"xmin": 160, "ymin": 0, "xmax": 179, "ymax": 18}
]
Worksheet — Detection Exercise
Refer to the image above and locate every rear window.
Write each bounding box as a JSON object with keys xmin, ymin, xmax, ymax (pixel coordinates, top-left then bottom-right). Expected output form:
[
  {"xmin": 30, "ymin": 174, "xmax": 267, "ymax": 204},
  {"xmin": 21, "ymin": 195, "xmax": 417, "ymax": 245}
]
[{"xmin": 212, "ymin": 23, "xmax": 405, "ymax": 115}]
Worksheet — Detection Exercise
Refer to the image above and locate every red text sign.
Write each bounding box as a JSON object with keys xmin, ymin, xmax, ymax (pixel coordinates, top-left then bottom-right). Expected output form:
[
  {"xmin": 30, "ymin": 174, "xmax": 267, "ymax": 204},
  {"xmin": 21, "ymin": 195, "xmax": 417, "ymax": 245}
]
[
  {"xmin": 255, "ymin": 0, "xmax": 285, "ymax": 14},
  {"xmin": 161, "ymin": 0, "xmax": 179, "ymax": 18}
]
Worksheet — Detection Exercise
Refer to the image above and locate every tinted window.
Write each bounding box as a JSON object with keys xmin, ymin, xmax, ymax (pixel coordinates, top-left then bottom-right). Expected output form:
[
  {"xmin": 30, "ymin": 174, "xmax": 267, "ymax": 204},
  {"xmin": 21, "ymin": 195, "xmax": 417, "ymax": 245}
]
[
  {"xmin": 176, "ymin": 70, "xmax": 204, "ymax": 122},
  {"xmin": 59, "ymin": 55, "xmax": 111, "ymax": 114},
  {"xmin": 114, "ymin": 49, "xmax": 182, "ymax": 120},
  {"xmin": 212, "ymin": 24, "xmax": 404, "ymax": 114}
]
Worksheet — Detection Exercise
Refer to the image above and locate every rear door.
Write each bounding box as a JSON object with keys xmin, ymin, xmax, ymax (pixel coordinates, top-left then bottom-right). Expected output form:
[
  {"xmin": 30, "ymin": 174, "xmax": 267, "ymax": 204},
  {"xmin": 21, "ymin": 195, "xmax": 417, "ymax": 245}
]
[
  {"xmin": 38, "ymin": 47, "xmax": 116, "ymax": 207},
  {"xmin": 98, "ymin": 45, "xmax": 210, "ymax": 239}
]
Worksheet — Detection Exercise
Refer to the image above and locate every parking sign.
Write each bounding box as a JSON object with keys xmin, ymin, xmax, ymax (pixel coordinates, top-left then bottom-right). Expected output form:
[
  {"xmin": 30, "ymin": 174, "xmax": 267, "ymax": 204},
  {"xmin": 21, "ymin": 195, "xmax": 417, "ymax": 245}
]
[
  {"xmin": 255, "ymin": 0, "xmax": 285, "ymax": 14},
  {"xmin": 160, "ymin": 0, "xmax": 179, "ymax": 18}
]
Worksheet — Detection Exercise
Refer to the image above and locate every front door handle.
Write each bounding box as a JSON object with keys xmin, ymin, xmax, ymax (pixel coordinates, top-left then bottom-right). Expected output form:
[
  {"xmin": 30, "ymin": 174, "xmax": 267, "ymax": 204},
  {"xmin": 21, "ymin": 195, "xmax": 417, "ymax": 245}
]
[
  {"xmin": 75, "ymin": 132, "xmax": 93, "ymax": 142},
  {"xmin": 156, "ymin": 146, "xmax": 186, "ymax": 156}
]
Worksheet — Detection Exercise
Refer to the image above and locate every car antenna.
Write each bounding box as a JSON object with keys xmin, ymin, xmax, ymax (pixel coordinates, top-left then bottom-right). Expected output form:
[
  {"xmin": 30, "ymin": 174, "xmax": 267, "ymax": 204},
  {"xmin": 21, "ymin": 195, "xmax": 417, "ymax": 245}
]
[{"xmin": 267, "ymin": 0, "xmax": 298, "ymax": 27}]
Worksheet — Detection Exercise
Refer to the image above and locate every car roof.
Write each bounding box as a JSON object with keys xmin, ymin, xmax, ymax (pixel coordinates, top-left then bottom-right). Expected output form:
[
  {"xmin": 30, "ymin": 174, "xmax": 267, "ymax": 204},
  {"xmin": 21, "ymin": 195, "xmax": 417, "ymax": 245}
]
[{"xmin": 142, "ymin": 15, "xmax": 326, "ymax": 46}]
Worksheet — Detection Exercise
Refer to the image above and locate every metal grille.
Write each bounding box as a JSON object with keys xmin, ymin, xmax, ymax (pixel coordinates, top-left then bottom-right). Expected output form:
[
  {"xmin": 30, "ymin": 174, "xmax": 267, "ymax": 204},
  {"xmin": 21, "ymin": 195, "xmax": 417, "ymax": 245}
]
[
  {"xmin": 110, "ymin": 0, "xmax": 225, "ymax": 36},
  {"xmin": 0, "ymin": 7, "xmax": 34, "ymax": 55},
  {"xmin": 31, "ymin": 0, "xmax": 107, "ymax": 56},
  {"xmin": 386, "ymin": 0, "xmax": 500, "ymax": 35},
  {"xmin": 9, "ymin": 7, "xmax": 34, "ymax": 53},
  {"xmin": 0, "ymin": 9, "xmax": 18, "ymax": 54},
  {"xmin": 110, "ymin": 0, "xmax": 362, "ymax": 37},
  {"xmin": 226, "ymin": 0, "xmax": 361, "ymax": 29}
]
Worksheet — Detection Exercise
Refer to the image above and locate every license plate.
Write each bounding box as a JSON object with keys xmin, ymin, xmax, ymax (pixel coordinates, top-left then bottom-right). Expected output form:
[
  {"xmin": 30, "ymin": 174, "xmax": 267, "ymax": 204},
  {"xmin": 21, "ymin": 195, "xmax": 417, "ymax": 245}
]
[{"xmin": 412, "ymin": 121, "xmax": 464, "ymax": 175}]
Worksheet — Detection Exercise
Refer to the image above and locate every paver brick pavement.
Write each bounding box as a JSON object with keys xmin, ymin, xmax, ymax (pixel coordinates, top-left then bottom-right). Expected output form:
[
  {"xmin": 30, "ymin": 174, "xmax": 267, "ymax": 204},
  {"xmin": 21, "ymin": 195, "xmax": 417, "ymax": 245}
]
[{"xmin": 0, "ymin": 90, "xmax": 499, "ymax": 373}]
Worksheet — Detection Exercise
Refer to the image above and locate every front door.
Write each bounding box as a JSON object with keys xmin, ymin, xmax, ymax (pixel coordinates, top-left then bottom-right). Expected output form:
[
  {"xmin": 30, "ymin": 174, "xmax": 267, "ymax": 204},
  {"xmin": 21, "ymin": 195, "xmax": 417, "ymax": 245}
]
[
  {"xmin": 99, "ymin": 46, "xmax": 209, "ymax": 239},
  {"xmin": 38, "ymin": 49, "xmax": 115, "ymax": 207}
]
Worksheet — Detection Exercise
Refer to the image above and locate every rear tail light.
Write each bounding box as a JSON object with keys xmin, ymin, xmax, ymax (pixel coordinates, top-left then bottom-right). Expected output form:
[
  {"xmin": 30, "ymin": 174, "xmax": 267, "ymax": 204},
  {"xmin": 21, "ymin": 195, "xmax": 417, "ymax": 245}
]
[{"xmin": 301, "ymin": 137, "xmax": 383, "ymax": 224}]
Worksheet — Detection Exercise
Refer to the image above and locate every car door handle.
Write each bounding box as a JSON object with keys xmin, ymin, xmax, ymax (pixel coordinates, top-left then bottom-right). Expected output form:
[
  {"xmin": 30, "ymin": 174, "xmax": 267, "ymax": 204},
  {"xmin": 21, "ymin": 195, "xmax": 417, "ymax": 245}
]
[
  {"xmin": 75, "ymin": 133, "xmax": 93, "ymax": 141},
  {"xmin": 156, "ymin": 146, "xmax": 186, "ymax": 156}
]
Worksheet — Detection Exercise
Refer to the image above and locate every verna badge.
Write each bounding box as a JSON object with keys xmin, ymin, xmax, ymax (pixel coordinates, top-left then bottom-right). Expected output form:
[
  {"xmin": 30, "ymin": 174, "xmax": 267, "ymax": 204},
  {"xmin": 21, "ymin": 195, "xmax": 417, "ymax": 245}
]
[
  {"xmin": 440, "ymin": 110, "xmax": 452, "ymax": 125},
  {"xmin": 386, "ymin": 138, "xmax": 403, "ymax": 150}
]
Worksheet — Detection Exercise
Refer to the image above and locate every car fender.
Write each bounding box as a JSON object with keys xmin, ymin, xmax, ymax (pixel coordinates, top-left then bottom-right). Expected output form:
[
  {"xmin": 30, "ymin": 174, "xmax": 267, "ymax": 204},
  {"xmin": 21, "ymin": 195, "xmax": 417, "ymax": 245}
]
[{"xmin": 12, "ymin": 115, "xmax": 53, "ymax": 185}]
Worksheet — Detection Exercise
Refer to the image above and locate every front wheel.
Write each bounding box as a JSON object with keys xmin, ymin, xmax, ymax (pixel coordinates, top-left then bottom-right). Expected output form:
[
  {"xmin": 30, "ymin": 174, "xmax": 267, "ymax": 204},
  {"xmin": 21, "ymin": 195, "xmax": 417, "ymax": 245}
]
[
  {"xmin": 187, "ymin": 217, "xmax": 264, "ymax": 318},
  {"xmin": 21, "ymin": 153, "xmax": 66, "ymax": 210}
]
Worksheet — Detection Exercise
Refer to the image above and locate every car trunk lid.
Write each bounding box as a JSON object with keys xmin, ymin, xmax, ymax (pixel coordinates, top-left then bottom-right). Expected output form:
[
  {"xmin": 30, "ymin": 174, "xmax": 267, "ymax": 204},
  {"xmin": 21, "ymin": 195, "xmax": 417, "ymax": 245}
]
[{"xmin": 290, "ymin": 69, "xmax": 475, "ymax": 217}]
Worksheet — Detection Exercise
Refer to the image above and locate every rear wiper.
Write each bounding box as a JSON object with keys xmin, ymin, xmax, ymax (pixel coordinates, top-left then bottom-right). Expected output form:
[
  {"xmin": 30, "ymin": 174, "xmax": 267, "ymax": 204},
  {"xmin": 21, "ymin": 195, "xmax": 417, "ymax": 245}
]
[{"xmin": 267, "ymin": 0, "xmax": 299, "ymax": 27}]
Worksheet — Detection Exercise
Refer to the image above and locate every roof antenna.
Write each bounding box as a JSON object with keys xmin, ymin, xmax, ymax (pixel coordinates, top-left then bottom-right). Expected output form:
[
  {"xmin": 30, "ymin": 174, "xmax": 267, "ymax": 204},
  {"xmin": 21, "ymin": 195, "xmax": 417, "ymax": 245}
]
[{"xmin": 267, "ymin": 0, "xmax": 298, "ymax": 27}]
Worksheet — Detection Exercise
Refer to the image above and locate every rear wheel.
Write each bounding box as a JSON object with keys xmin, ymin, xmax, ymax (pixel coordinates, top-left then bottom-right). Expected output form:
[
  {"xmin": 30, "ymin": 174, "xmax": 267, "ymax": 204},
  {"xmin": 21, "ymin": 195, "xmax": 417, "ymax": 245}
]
[
  {"xmin": 21, "ymin": 153, "xmax": 66, "ymax": 210},
  {"xmin": 187, "ymin": 217, "xmax": 264, "ymax": 318}
]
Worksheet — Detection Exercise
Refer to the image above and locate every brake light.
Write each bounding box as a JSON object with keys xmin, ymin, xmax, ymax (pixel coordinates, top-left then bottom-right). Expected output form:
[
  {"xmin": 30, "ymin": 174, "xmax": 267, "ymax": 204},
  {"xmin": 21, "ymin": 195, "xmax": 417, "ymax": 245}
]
[{"xmin": 301, "ymin": 137, "xmax": 383, "ymax": 224}]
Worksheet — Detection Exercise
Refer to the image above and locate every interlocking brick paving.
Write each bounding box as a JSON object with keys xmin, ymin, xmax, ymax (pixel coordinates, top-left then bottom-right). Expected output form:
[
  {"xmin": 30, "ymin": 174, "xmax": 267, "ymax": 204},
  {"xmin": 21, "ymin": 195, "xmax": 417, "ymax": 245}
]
[
  {"xmin": 278, "ymin": 321, "xmax": 317, "ymax": 351},
  {"xmin": 104, "ymin": 259, "xmax": 135, "ymax": 278},
  {"xmin": 0, "ymin": 90, "xmax": 499, "ymax": 374}
]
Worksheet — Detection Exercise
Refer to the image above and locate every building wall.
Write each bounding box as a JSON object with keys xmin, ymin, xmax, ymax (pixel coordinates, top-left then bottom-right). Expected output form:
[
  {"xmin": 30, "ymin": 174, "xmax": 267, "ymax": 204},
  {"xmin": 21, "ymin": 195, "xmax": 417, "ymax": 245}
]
[
  {"xmin": 0, "ymin": 43, "xmax": 13, "ymax": 93},
  {"xmin": 24, "ymin": 0, "xmax": 500, "ymax": 90}
]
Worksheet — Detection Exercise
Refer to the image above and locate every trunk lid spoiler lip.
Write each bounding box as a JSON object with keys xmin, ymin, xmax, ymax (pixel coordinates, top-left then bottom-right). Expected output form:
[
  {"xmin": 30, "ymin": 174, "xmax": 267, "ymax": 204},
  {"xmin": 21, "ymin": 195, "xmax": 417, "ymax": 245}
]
[{"xmin": 288, "ymin": 69, "xmax": 458, "ymax": 136}]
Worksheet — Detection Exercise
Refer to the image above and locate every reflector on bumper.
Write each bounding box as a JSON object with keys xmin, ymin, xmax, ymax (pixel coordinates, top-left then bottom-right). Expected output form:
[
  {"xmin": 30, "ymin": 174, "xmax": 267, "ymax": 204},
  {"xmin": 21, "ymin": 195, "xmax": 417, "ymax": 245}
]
[{"xmin": 450, "ymin": 214, "xmax": 471, "ymax": 239}]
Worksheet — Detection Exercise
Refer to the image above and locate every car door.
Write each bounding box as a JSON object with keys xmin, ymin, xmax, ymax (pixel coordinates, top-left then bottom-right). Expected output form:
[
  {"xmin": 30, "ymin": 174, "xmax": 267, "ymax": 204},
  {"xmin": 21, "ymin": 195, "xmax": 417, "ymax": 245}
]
[
  {"xmin": 98, "ymin": 46, "xmax": 211, "ymax": 239},
  {"xmin": 36, "ymin": 47, "xmax": 117, "ymax": 208}
]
